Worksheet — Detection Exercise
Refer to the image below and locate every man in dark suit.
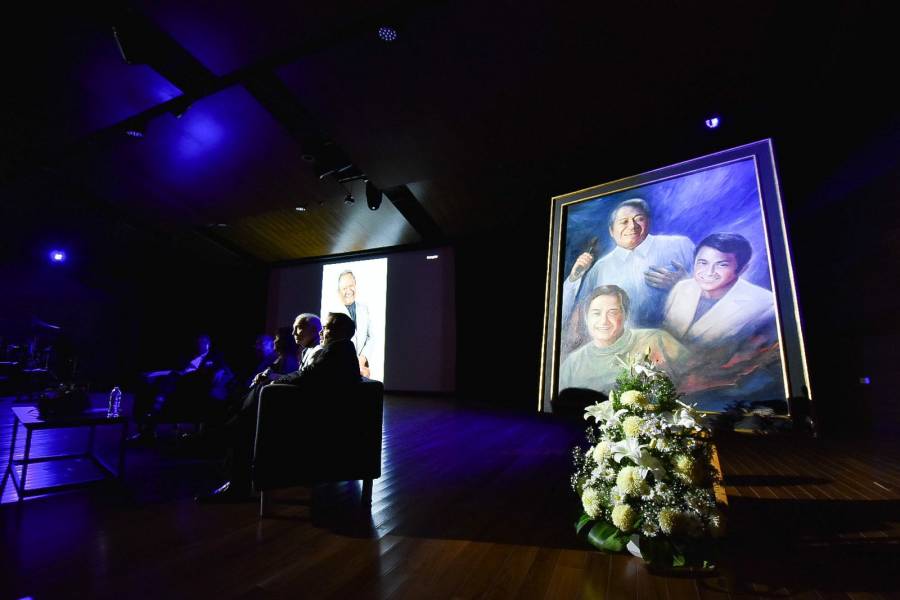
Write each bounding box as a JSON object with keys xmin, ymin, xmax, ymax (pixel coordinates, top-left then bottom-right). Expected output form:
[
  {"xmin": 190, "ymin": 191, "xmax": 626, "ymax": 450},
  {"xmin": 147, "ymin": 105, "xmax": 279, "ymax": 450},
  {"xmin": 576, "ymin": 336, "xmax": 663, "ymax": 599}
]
[{"xmin": 198, "ymin": 312, "xmax": 360, "ymax": 502}]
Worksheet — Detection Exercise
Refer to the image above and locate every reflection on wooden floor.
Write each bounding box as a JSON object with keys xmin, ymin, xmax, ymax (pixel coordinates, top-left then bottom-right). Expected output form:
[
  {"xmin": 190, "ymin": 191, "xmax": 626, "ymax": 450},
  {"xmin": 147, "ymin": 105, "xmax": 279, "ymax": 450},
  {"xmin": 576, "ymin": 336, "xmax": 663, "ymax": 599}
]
[{"xmin": 2, "ymin": 395, "xmax": 898, "ymax": 599}]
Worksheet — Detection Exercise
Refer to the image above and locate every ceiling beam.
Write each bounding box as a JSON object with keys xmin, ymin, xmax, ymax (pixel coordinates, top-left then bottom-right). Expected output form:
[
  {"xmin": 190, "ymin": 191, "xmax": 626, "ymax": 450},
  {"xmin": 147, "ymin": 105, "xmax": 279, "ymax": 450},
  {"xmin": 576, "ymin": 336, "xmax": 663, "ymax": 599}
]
[{"xmin": 384, "ymin": 185, "xmax": 443, "ymax": 241}]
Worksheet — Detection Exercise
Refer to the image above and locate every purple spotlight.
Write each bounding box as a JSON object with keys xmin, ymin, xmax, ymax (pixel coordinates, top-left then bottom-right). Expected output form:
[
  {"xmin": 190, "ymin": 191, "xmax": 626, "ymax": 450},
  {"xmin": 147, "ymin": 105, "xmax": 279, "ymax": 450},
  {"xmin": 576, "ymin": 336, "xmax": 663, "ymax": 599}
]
[
  {"xmin": 705, "ymin": 116, "xmax": 721, "ymax": 129},
  {"xmin": 377, "ymin": 26, "xmax": 398, "ymax": 42},
  {"xmin": 49, "ymin": 249, "xmax": 66, "ymax": 263}
]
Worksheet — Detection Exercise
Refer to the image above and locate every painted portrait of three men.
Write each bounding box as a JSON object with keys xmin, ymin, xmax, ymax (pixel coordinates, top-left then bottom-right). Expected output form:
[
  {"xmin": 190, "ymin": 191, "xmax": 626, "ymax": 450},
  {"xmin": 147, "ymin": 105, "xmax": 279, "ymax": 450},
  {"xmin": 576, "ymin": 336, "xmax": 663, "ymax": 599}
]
[{"xmin": 544, "ymin": 142, "xmax": 810, "ymax": 413}]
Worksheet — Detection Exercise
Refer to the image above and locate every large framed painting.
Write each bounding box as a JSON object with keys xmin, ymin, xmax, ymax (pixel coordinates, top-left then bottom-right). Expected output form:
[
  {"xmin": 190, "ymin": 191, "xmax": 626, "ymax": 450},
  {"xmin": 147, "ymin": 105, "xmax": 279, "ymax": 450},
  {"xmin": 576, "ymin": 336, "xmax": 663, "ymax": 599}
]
[{"xmin": 540, "ymin": 140, "xmax": 811, "ymax": 414}]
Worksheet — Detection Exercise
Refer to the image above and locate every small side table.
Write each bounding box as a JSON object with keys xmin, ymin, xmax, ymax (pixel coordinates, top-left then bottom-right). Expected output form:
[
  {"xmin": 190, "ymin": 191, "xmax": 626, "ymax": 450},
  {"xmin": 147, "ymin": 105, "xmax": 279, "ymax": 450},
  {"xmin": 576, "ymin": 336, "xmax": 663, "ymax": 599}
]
[{"xmin": 5, "ymin": 406, "xmax": 128, "ymax": 500}]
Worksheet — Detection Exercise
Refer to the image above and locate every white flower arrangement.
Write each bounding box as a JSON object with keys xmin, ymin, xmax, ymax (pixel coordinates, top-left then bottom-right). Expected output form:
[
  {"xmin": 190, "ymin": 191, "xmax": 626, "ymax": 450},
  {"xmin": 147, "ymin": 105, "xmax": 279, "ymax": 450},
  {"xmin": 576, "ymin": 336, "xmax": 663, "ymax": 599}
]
[{"xmin": 572, "ymin": 352, "xmax": 723, "ymax": 567}]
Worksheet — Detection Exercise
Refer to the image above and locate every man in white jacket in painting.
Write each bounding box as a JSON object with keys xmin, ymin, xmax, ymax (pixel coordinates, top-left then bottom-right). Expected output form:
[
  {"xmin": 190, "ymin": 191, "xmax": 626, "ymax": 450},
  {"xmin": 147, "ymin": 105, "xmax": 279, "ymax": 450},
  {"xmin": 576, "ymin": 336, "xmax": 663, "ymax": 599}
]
[
  {"xmin": 333, "ymin": 270, "xmax": 374, "ymax": 378},
  {"xmin": 663, "ymin": 233, "xmax": 781, "ymax": 402}
]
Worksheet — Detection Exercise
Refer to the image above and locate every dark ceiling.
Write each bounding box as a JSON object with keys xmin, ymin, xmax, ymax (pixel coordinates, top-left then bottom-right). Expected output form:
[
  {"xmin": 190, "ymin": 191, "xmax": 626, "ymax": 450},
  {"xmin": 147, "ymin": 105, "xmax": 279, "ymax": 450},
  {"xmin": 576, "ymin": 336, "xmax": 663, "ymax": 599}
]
[{"xmin": 1, "ymin": 1, "xmax": 895, "ymax": 265}]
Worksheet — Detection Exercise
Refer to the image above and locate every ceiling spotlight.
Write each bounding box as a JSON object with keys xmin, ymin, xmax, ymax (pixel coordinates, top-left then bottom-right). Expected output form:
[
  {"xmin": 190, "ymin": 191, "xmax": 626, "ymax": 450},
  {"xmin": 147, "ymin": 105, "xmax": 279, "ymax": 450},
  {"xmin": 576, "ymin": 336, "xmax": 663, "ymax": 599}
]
[
  {"xmin": 344, "ymin": 194, "xmax": 355, "ymax": 205},
  {"xmin": 377, "ymin": 26, "xmax": 398, "ymax": 42},
  {"xmin": 49, "ymin": 249, "xmax": 67, "ymax": 263},
  {"xmin": 705, "ymin": 116, "xmax": 721, "ymax": 129},
  {"xmin": 365, "ymin": 179, "xmax": 383, "ymax": 211}
]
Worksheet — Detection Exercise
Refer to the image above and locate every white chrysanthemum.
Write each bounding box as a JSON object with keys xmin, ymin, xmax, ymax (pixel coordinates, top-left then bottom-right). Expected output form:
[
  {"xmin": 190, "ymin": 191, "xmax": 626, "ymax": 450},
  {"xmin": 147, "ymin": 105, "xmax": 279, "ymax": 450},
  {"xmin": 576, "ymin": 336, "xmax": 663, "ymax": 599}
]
[
  {"xmin": 620, "ymin": 390, "xmax": 648, "ymax": 409},
  {"xmin": 641, "ymin": 519, "xmax": 660, "ymax": 537},
  {"xmin": 581, "ymin": 487, "xmax": 603, "ymax": 519},
  {"xmin": 653, "ymin": 481, "xmax": 671, "ymax": 500},
  {"xmin": 622, "ymin": 416, "xmax": 643, "ymax": 438},
  {"xmin": 615, "ymin": 466, "xmax": 649, "ymax": 497},
  {"xmin": 674, "ymin": 454, "xmax": 694, "ymax": 475},
  {"xmin": 674, "ymin": 454, "xmax": 707, "ymax": 485},
  {"xmin": 658, "ymin": 508, "xmax": 681, "ymax": 535},
  {"xmin": 611, "ymin": 504, "xmax": 636, "ymax": 532},
  {"xmin": 592, "ymin": 441, "xmax": 612, "ymax": 464}
]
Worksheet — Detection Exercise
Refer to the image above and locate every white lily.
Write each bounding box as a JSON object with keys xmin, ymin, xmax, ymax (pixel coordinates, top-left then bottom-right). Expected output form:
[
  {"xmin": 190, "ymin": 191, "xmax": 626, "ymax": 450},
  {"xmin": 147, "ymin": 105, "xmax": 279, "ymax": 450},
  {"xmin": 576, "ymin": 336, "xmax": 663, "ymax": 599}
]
[
  {"xmin": 610, "ymin": 438, "xmax": 668, "ymax": 481},
  {"xmin": 610, "ymin": 437, "xmax": 644, "ymax": 464},
  {"xmin": 635, "ymin": 451, "xmax": 667, "ymax": 482},
  {"xmin": 661, "ymin": 407, "xmax": 700, "ymax": 431},
  {"xmin": 584, "ymin": 400, "xmax": 627, "ymax": 427}
]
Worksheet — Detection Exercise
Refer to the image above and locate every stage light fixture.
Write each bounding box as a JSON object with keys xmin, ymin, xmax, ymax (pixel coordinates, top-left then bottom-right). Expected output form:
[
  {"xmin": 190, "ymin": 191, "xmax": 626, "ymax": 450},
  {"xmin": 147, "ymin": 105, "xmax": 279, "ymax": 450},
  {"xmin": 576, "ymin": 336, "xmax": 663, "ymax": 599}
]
[
  {"xmin": 705, "ymin": 116, "xmax": 720, "ymax": 129},
  {"xmin": 365, "ymin": 180, "xmax": 383, "ymax": 211},
  {"xmin": 125, "ymin": 124, "xmax": 146, "ymax": 138},
  {"xmin": 112, "ymin": 23, "xmax": 148, "ymax": 65},
  {"xmin": 344, "ymin": 194, "xmax": 355, "ymax": 205},
  {"xmin": 295, "ymin": 206, "xmax": 307, "ymax": 212},
  {"xmin": 49, "ymin": 250, "xmax": 67, "ymax": 263},
  {"xmin": 377, "ymin": 26, "xmax": 398, "ymax": 42}
]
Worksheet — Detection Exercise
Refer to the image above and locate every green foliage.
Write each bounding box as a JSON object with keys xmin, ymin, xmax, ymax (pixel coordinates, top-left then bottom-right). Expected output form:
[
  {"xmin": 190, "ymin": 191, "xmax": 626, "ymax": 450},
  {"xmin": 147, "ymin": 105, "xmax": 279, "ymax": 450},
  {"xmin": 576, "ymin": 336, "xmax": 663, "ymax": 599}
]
[{"xmin": 586, "ymin": 520, "xmax": 627, "ymax": 553}]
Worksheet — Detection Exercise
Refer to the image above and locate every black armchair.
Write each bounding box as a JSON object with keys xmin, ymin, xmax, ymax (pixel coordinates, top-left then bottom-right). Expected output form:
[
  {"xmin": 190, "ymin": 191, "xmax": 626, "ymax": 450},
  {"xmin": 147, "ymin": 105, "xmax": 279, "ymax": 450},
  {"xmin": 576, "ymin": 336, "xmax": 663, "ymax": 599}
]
[{"xmin": 252, "ymin": 379, "xmax": 384, "ymax": 517}]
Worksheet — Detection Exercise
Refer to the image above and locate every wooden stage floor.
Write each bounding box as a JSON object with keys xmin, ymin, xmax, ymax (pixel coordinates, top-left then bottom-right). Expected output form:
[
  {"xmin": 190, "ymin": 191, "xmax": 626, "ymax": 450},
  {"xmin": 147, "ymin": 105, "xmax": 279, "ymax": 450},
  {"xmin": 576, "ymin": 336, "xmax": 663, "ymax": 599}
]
[{"xmin": 2, "ymin": 395, "xmax": 898, "ymax": 599}]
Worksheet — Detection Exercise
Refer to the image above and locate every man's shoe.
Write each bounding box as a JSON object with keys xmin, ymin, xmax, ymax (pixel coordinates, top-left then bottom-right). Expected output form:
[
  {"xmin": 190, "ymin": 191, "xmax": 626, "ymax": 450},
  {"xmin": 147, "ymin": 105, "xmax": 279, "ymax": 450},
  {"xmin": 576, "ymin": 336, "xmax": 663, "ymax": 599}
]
[{"xmin": 195, "ymin": 481, "xmax": 254, "ymax": 504}]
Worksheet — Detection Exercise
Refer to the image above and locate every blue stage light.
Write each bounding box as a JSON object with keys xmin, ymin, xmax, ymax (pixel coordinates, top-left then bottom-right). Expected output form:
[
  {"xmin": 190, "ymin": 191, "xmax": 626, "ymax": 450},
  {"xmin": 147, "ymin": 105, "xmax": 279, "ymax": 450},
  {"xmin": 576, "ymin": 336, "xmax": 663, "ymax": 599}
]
[
  {"xmin": 377, "ymin": 26, "xmax": 398, "ymax": 42},
  {"xmin": 49, "ymin": 250, "xmax": 67, "ymax": 263},
  {"xmin": 705, "ymin": 117, "xmax": 720, "ymax": 129}
]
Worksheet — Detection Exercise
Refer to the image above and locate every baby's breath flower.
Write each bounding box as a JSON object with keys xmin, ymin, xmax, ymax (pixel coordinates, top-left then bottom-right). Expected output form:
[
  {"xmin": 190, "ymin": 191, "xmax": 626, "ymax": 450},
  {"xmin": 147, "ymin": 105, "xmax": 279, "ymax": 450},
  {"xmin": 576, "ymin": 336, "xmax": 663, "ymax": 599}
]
[{"xmin": 709, "ymin": 510, "xmax": 727, "ymax": 538}]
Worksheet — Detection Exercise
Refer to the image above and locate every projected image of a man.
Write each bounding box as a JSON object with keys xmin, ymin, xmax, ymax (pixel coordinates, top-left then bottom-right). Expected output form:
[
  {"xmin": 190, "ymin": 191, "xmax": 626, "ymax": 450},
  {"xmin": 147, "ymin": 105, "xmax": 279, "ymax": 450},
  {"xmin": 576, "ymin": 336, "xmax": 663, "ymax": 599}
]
[
  {"xmin": 559, "ymin": 285, "xmax": 689, "ymax": 394},
  {"xmin": 335, "ymin": 270, "xmax": 374, "ymax": 377}
]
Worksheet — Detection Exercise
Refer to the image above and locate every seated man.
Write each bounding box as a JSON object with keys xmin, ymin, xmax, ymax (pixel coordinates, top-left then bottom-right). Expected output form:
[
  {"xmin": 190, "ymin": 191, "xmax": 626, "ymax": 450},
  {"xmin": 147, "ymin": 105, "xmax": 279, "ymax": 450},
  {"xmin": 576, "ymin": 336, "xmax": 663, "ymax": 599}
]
[
  {"xmin": 198, "ymin": 312, "xmax": 360, "ymax": 502},
  {"xmin": 131, "ymin": 334, "xmax": 231, "ymax": 440},
  {"xmin": 245, "ymin": 334, "xmax": 276, "ymax": 387},
  {"xmin": 559, "ymin": 285, "xmax": 689, "ymax": 395},
  {"xmin": 247, "ymin": 326, "xmax": 300, "ymax": 388}
]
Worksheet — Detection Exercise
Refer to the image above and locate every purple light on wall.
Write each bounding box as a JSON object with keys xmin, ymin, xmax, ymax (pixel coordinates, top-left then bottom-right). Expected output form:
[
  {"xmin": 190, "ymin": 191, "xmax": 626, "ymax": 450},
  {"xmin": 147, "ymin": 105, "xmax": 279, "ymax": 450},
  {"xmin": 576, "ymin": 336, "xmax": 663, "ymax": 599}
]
[
  {"xmin": 49, "ymin": 250, "xmax": 67, "ymax": 263},
  {"xmin": 705, "ymin": 116, "xmax": 721, "ymax": 129},
  {"xmin": 177, "ymin": 114, "xmax": 224, "ymax": 158}
]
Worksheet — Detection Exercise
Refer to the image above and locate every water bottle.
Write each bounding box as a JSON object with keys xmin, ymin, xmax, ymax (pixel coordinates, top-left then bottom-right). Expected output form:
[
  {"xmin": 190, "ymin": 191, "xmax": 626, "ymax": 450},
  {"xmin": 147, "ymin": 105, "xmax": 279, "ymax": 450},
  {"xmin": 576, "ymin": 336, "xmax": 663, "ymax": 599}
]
[{"xmin": 108, "ymin": 386, "xmax": 122, "ymax": 418}]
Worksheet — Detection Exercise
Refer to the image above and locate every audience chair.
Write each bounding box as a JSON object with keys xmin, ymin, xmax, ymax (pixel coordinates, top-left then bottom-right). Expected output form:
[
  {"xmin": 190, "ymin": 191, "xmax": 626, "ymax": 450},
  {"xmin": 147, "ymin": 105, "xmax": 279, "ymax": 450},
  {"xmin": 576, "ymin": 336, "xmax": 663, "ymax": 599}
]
[{"xmin": 252, "ymin": 380, "xmax": 384, "ymax": 517}]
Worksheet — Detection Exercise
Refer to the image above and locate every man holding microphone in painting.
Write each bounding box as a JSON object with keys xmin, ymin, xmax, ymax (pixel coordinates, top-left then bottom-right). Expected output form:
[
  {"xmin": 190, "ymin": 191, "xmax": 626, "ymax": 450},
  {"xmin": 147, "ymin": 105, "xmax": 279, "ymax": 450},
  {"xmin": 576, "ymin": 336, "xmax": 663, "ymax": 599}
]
[{"xmin": 561, "ymin": 198, "xmax": 694, "ymax": 331}]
